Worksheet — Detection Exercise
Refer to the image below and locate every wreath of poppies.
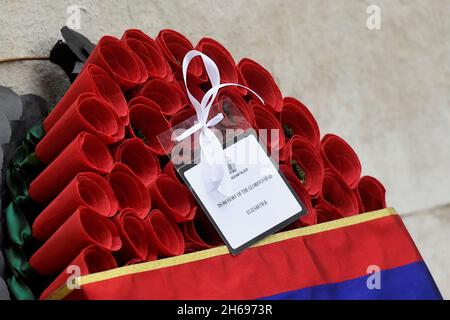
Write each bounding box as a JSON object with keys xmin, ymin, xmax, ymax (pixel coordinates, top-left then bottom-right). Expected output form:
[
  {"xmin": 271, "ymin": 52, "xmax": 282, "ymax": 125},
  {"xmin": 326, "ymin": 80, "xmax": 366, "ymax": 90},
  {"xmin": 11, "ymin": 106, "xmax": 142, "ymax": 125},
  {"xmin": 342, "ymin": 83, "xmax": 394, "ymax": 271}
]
[{"xmin": 1, "ymin": 28, "xmax": 387, "ymax": 300}]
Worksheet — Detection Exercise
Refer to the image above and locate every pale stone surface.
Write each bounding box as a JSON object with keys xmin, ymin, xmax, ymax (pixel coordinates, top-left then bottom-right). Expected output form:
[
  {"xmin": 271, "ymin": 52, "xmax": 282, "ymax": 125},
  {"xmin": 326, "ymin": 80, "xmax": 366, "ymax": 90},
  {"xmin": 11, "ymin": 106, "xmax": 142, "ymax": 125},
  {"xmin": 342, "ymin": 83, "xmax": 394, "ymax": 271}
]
[{"xmin": 403, "ymin": 205, "xmax": 450, "ymax": 299}]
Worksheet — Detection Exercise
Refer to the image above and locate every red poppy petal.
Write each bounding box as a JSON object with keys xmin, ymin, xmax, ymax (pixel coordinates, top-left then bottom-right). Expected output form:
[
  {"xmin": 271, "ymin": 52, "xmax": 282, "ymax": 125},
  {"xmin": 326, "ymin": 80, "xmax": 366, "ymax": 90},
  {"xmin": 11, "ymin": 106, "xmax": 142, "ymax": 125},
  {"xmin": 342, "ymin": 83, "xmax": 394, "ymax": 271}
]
[
  {"xmin": 37, "ymin": 93, "xmax": 123, "ymax": 163},
  {"xmin": 44, "ymin": 64, "xmax": 128, "ymax": 130},
  {"xmin": 128, "ymin": 101, "xmax": 171, "ymax": 155},
  {"xmin": 280, "ymin": 97, "xmax": 320, "ymax": 149},
  {"xmin": 148, "ymin": 174, "xmax": 194, "ymax": 223},
  {"xmin": 280, "ymin": 165, "xmax": 317, "ymax": 227},
  {"xmin": 107, "ymin": 163, "xmax": 151, "ymax": 218},
  {"xmin": 30, "ymin": 132, "xmax": 114, "ymax": 204},
  {"xmin": 356, "ymin": 176, "xmax": 387, "ymax": 212},
  {"xmin": 145, "ymin": 209, "xmax": 185, "ymax": 257},
  {"xmin": 139, "ymin": 79, "xmax": 186, "ymax": 116},
  {"xmin": 85, "ymin": 36, "xmax": 147, "ymax": 89},
  {"xmin": 321, "ymin": 134, "xmax": 362, "ymax": 188},
  {"xmin": 238, "ymin": 58, "xmax": 283, "ymax": 113},
  {"xmin": 285, "ymin": 136, "xmax": 324, "ymax": 198},
  {"xmin": 122, "ymin": 29, "xmax": 173, "ymax": 81},
  {"xmin": 113, "ymin": 209, "xmax": 152, "ymax": 263},
  {"xmin": 32, "ymin": 172, "xmax": 118, "ymax": 241},
  {"xmin": 40, "ymin": 245, "xmax": 117, "ymax": 299},
  {"xmin": 29, "ymin": 207, "xmax": 121, "ymax": 275},
  {"xmin": 113, "ymin": 138, "xmax": 160, "ymax": 188},
  {"xmin": 317, "ymin": 169, "xmax": 360, "ymax": 219}
]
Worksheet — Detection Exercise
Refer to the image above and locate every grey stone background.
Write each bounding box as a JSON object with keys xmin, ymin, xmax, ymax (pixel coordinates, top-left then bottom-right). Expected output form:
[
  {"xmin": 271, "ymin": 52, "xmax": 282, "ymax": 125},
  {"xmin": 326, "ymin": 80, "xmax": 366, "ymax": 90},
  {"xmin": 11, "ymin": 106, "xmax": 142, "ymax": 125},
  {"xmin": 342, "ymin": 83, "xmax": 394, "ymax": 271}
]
[{"xmin": 0, "ymin": 0, "xmax": 449, "ymax": 298}]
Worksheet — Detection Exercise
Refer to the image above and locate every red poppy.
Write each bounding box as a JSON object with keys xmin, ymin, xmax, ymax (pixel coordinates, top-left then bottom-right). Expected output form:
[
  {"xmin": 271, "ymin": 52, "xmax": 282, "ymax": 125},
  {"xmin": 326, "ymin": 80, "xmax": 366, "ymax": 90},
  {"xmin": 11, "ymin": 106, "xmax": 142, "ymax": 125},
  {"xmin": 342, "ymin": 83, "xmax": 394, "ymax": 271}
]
[
  {"xmin": 316, "ymin": 169, "xmax": 360, "ymax": 221},
  {"xmin": 238, "ymin": 58, "xmax": 283, "ymax": 113},
  {"xmin": 84, "ymin": 35, "xmax": 148, "ymax": 89},
  {"xmin": 128, "ymin": 99, "xmax": 171, "ymax": 155},
  {"xmin": 44, "ymin": 64, "xmax": 128, "ymax": 130},
  {"xmin": 113, "ymin": 138, "xmax": 160, "ymax": 188},
  {"xmin": 113, "ymin": 209, "xmax": 154, "ymax": 264},
  {"xmin": 30, "ymin": 132, "xmax": 114, "ymax": 204},
  {"xmin": 356, "ymin": 176, "xmax": 387, "ymax": 213},
  {"xmin": 196, "ymin": 38, "xmax": 238, "ymax": 84},
  {"xmin": 145, "ymin": 209, "xmax": 185, "ymax": 257},
  {"xmin": 29, "ymin": 207, "xmax": 122, "ymax": 275},
  {"xmin": 280, "ymin": 97, "xmax": 320, "ymax": 149},
  {"xmin": 40, "ymin": 245, "xmax": 117, "ymax": 299},
  {"xmin": 139, "ymin": 79, "xmax": 187, "ymax": 116},
  {"xmin": 36, "ymin": 93, "xmax": 124, "ymax": 164},
  {"xmin": 252, "ymin": 101, "xmax": 286, "ymax": 158},
  {"xmin": 169, "ymin": 105, "xmax": 197, "ymax": 128},
  {"xmin": 155, "ymin": 29, "xmax": 205, "ymax": 83},
  {"xmin": 106, "ymin": 163, "xmax": 151, "ymax": 218},
  {"xmin": 122, "ymin": 29, "xmax": 173, "ymax": 81},
  {"xmin": 280, "ymin": 164, "xmax": 317, "ymax": 227},
  {"xmin": 32, "ymin": 172, "xmax": 118, "ymax": 241},
  {"xmin": 182, "ymin": 207, "xmax": 223, "ymax": 253},
  {"xmin": 218, "ymin": 88, "xmax": 256, "ymax": 129},
  {"xmin": 148, "ymin": 174, "xmax": 196, "ymax": 223},
  {"xmin": 162, "ymin": 161, "xmax": 180, "ymax": 182},
  {"xmin": 284, "ymin": 136, "xmax": 324, "ymax": 198},
  {"xmin": 320, "ymin": 134, "xmax": 362, "ymax": 189}
]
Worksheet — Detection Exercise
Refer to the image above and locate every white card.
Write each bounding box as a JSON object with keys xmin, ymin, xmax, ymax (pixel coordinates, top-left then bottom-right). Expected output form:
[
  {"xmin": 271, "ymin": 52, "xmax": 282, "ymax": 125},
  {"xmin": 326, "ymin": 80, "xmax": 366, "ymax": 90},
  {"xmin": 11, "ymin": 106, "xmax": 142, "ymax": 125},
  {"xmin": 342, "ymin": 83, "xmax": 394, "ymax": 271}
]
[{"xmin": 181, "ymin": 133, "xmax": 305, "ymax": 255}]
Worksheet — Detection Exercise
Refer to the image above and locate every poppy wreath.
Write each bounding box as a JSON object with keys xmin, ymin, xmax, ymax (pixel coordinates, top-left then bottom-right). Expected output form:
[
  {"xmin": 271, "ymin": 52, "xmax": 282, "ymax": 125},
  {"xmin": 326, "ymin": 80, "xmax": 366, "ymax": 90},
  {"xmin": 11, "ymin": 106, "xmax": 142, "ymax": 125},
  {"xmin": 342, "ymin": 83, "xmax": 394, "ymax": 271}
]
[{"xmin": 1, "ymin": 28, "xmax": 387, "ymax": 300}]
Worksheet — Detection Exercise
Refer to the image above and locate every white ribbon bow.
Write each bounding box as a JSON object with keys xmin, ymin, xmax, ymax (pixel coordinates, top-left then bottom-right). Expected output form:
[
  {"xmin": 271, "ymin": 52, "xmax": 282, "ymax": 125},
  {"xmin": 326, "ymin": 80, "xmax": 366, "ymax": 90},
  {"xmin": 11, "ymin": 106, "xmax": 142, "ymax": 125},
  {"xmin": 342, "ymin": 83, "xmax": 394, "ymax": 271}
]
[{"xmin": 173, "ymin": 50, "xmax": 263, "ymax": 195}]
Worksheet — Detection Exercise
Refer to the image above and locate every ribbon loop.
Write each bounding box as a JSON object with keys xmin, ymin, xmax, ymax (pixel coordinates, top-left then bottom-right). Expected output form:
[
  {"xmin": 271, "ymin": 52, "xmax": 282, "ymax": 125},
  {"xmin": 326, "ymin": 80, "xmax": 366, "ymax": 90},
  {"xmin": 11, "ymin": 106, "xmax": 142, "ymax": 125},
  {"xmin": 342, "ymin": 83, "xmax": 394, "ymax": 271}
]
[{"xmin": 175, "ymin": 50, "xmax": 264, "ymax": 194}]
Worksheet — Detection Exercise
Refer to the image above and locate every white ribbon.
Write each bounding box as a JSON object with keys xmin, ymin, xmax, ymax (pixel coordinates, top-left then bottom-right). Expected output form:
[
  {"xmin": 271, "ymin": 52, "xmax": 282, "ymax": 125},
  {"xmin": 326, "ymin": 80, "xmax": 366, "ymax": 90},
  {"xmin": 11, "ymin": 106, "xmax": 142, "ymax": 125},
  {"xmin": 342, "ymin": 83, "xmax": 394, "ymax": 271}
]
[{"xmin": 173, "ymin": 50, "xmax": 263, "ymax": 195}]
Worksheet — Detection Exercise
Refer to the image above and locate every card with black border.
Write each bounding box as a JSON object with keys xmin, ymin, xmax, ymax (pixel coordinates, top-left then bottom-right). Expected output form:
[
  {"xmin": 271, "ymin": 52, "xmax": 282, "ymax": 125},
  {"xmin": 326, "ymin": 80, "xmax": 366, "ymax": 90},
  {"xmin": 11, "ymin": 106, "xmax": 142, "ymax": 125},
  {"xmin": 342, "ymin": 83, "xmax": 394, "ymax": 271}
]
[{"xmin": 178, "ymin": 130, "xmax": 306, "ymax": 255}]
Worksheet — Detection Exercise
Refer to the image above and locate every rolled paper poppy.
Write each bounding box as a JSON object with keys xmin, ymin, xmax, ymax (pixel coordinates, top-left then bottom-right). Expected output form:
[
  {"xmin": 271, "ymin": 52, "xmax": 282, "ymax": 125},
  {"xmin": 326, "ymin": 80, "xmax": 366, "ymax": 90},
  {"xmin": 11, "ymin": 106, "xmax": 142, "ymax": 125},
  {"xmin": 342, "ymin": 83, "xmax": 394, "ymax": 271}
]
[
  {"xmin": 175, "ymin": 76, "xmax": 205, "ymax": 103},
  {"xmin": 280, "ymin": 165, "xmax": 316, "ymax": 227},
  {"xmin": 139, "ymin": 79, "xmax": 187, "ymax": 116},
  {"xmin": 162, "ymin": 161, "xmax": 180, "ymax": 182},
  {"xmin": 356, "ymin": 176, "xmax": 387, "ymax": 213},
  {"xmin": 353, "ymin": 188, "xmax": 364, "ymax": 214},
  {"xmin": 32, "ymin": 172, "xmax": 118, "ymax": 241},
  {"xmin": 84, "ymin": 35, "xmax": 148, "ymax": 89},
  {"xmin": 39, "ymin": 245, "xmax": 117, "ymax": 300},
  {"xmin": 29, "ymin": 132, "xmax": 114, "ymax": 204},
  {"xmin": 125, "ymin": 258, "xmax": 147, "ymax": 266},
  {"xmin": 169, "ymin": 105, "xmax": 196, "ymax": 128},
  {"xmin": 107, "ymin": 163, "xmax": 151, "ymax": 218},
  {"xmin": 128, "ymin": 100, "xmax": 171, "ymax": 156},
  {"xmin": 29, "ymin": 206, "xmax": 121, "ymax": 276},
  {"xmin": 238, "ymin": 58, "xmax": 283, "ymax": 113},
  {"xmin": 252, "ymin": 101, "xmax": 286, "ymax": 158},
  {"xmin": 316, "ymin": 169, "xmax": 360, "ymax": 221},
  {"xmin": 36, "ymin": 93, "xmax": 124, "ymax": 164},
  {"xmin": 113, "ymin": 209, "xmax": 152, "ymax": 264},
  {"xmin": 121, "ymin": 29, "xmax": 173, "ymax": 81},
  {"xmin": 320, "ymin": 134, "xmax": 362, "ymax": 189},
  {"xmin": 284, "ymin": 136, "xmax": 324, "ymax": 198},
  {"xmin": 148, "ymin": 174, "xmax": 195, "ymax": 223},
  {"xmin": 44, "ymin": 64, "xmax": 128, "ymax": 131},
  {"xmin": 145, "ymin": 209, "xmax": 185, "ymax": 257},
  {"xmin": 182, "ymin": 207, "xmax": 222, "ymax": 253},
  {"xmin": 314, "ymin": 204, "xmax": 335, "ymax": 224},
  {"xmin": 218, "ymin": 88, "xmax": 256, "ymax": 129},
  {"xmin": 155, "ymin": 29, "xmax": 204, "ymax": 83},
  {"xmin": 280, "ymin": 97, "xmax": 321, "ymax": 149},
  {"xmin": 113, "ymin": 138, "xmax": 160, "ymax": 188},
  {"xmin": 196, "ymin": 38, "xmax": 238, "ymax": 85}
]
